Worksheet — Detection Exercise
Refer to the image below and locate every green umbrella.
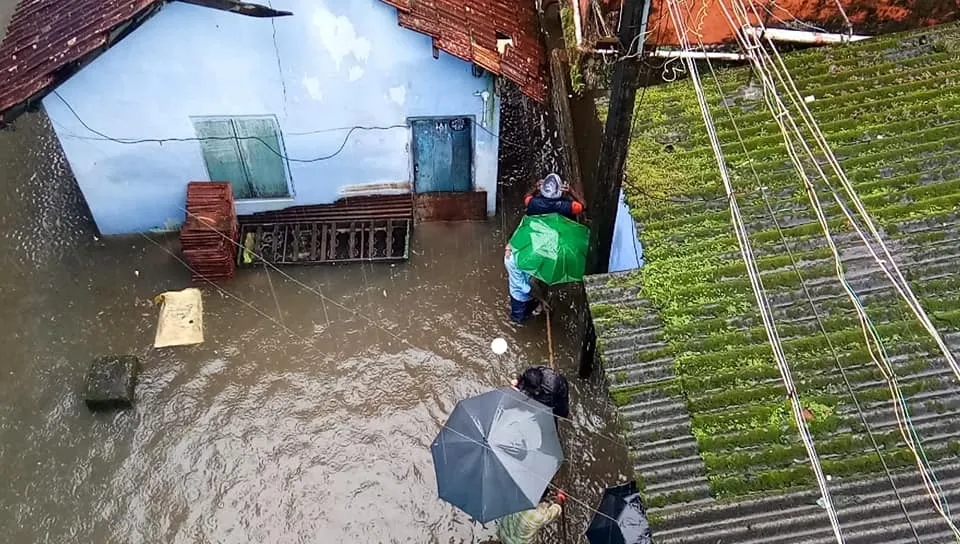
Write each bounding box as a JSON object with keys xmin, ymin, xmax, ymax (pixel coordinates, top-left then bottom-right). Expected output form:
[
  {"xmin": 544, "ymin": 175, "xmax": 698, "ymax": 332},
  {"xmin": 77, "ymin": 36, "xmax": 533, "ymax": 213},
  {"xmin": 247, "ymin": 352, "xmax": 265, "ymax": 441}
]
[{"xmin": 509, "ymin": 213, "xmax": 589, "ymax": 285}]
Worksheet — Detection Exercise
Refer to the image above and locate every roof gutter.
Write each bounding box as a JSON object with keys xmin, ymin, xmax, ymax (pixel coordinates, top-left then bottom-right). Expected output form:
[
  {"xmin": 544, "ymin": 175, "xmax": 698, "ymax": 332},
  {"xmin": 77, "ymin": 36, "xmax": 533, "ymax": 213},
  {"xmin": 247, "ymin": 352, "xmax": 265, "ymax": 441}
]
[{"xmin": 741, "ymin": 26, "xmax": 871, "ymax": 45}]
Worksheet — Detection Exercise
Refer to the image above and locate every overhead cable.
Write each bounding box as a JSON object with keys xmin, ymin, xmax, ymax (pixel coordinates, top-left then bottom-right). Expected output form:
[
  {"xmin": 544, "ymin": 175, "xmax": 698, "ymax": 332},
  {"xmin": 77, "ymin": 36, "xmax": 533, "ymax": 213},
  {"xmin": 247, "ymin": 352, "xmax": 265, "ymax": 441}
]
[
  {"xmin": 51, "ymin": 90, "xmax": 531, "ymax": 158},
  {"xmin": 691, "ymin": 14, "xmax": 921, "ymax": 542},
  {"xmin": 662, "ymin": 0, "xmax": 844, "ymax": 540},
  {"xmin": 716, "ymin": 0, "xmax": 960, "ymax": 536}
]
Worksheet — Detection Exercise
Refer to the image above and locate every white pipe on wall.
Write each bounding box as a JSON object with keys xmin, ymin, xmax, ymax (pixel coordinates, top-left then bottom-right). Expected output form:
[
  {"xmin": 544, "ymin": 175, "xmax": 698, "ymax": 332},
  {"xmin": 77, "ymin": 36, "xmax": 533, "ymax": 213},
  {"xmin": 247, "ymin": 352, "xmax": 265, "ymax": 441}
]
[
  {"xmin": 652, "ymin": 49, "xmax": 748, "ymax": 61},
  {"xmin": 742, "ymin": 26, "xmax": 871, "ymax": 44},
  {"xmin": 571, "ymin": 0, "xmax": 584, "ymax": 48}
]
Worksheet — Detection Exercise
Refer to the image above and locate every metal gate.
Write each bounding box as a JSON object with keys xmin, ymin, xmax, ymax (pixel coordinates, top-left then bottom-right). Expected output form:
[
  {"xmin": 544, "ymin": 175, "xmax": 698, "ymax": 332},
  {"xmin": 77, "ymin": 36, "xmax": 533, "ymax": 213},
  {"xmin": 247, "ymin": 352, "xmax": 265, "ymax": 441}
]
[{"xmin": 236, "ymin": 195, "xmax": 413, "ymax": 266}]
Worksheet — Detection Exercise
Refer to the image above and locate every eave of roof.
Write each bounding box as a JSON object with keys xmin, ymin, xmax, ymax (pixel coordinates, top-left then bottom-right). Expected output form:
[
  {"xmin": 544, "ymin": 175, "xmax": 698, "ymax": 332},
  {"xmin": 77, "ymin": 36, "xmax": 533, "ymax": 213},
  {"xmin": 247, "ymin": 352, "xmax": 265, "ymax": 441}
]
[
  {"xmin": 0, "ymin": 0, "xmax": 163, "ymax": 124},
  {"xmin": 0, "ymin": 0, "xmax": 290, "ymax": 125},
  {"xmin": 0, "ymin": 0, "xmax": 548, "ymax": 124},
  {"xmin": 587, "ymin": 22, "xmax": 960, "ymax": 543},
  {"xmin": 380, "ymin": 0, "xmax": 547, "ymax": 102}
]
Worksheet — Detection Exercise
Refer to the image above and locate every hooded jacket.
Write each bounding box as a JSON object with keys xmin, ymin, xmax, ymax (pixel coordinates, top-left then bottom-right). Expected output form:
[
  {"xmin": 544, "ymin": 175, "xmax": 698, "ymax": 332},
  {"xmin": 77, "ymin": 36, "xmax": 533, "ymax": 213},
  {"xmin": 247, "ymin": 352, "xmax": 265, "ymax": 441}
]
[{"xmin": 517, "ymin": 366, "xmax": 570, "ymax": 419}]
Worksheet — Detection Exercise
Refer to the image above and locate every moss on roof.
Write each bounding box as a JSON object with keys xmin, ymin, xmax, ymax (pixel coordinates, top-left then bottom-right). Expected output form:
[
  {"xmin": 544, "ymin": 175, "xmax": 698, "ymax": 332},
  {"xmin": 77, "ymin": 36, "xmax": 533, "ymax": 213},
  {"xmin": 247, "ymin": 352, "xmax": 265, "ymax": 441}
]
[{"xmin": 587, "ymin": 22, "xmax": 960, "ymax": 541}]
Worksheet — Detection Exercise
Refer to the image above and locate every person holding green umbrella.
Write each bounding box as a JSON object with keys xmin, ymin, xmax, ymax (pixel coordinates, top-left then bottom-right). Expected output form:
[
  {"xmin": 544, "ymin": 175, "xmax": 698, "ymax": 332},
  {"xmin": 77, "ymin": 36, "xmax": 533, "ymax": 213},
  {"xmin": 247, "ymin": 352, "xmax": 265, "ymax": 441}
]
[
  {"xmin": 523, "ymin": 173, "xmax": 586, "ymax": 221},
  {"xmin": 508, "ymin": 212, "xmax": 590, "ymax": 286},
  {"xmin": 504, "ymin": 243, "xmax": 545, "ymax": 324},
  {"xmin": 505, "ymin": 208, "xmax": 589, "ymax": 325},
  {"xmin": 505, "ymin": 174, "xmax": 589, "ymax": 324}
]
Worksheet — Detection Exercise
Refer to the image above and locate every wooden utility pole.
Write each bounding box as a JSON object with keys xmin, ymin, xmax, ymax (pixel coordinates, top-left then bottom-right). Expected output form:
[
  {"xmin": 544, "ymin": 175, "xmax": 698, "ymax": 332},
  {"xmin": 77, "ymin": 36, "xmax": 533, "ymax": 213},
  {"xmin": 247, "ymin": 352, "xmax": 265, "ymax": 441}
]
[
  {"xmin": 586, "ymin": 0, "xmax": 649, "ymax": 275},
  {"xmin": 580, "ymin": 0, "xmax": 650, "ymax": 377}
]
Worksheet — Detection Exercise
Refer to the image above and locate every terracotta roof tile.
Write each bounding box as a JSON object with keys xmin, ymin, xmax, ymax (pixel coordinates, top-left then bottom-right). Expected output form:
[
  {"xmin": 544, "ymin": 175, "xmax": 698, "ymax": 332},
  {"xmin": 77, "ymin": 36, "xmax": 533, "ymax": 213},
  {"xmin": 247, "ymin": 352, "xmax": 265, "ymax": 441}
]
[
  {"xmin": 0, "ymin": 0, "xmax": 162, "ymax": 122},
  {"xmin": 0, "ymin": 0, "xmax": 547, "ymax": 122},
  {"xmin": 380, "ymin": 0, "xmax": 546, "ymax": 102}
]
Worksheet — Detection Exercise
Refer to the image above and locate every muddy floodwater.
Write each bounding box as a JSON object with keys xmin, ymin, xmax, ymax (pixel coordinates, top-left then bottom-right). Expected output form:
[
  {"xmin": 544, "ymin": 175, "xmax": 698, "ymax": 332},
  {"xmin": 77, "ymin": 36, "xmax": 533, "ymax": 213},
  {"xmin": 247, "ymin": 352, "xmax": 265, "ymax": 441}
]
[{"xmin": 0, "ymin": 98, "xmax": 629, "ymax": 542}]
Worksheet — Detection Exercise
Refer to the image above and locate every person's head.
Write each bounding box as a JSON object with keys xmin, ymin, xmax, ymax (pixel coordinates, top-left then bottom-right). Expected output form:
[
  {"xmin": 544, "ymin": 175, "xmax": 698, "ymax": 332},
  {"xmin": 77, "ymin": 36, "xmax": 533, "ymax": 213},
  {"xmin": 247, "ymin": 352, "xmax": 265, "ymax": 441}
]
[
  {"xmin": 540, "ymin": 173, "xmax": 563, "ymax": 200},
  {"xmin": 517, "ymin": 367, "xmax": 544, "ymax": 397}
]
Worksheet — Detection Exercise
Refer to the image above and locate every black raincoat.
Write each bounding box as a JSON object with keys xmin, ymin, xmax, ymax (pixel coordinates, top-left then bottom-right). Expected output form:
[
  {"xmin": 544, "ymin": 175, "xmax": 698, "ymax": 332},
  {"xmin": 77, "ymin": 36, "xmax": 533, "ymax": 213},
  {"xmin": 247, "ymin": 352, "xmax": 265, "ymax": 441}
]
[{"xmin": 516, "ymin": 366, "xmax": 570, "ymax": 419}]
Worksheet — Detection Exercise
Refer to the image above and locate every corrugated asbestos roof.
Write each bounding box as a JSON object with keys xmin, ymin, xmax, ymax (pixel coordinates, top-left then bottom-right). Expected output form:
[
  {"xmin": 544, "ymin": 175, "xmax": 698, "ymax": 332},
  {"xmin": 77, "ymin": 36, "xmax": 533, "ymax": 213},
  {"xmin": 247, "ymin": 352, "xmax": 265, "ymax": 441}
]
[
  {"xmin": 586, "ymin": 22, "xmax": 960, "ymax": 543},
  {"xmin": 380, "ymin": 0, "xmax": 547, "ymax": 102},
  {"xmin": 0, "ymin": 0, "xmax": 162, "ymax": 123}
]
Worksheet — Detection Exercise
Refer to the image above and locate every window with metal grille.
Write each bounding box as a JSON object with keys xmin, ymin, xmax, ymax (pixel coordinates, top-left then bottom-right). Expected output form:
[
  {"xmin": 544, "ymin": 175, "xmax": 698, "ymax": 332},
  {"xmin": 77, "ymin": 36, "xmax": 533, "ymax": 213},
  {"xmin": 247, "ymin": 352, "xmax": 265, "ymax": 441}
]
[{"xmin": 192, "ymin": 115, "xmax": 291, "ymax": 200}]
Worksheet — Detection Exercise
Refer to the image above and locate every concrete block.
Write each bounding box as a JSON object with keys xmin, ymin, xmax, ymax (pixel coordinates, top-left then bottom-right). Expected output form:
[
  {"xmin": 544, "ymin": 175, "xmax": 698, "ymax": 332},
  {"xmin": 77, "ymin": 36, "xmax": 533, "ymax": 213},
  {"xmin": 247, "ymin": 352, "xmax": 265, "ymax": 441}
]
[{"xmin": 84, "ymin": 356, "xmax": 139, "ymax": 411}]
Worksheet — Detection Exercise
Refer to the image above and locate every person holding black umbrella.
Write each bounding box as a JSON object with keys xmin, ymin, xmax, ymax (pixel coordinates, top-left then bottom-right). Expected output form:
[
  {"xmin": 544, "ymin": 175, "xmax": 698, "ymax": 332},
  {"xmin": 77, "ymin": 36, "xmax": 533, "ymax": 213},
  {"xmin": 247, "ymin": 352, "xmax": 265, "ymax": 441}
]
[
  {"xmin": 431, "ymin": 388, "xmax": 564, "ymax": 525},
  {"xmin": 497, "ymin": 489, "xmax": 568, "ymax": 544},
  {"xmin": 512, "ymin": 366, "xmax": 570, "ymax": 422},
  {"xmin": 586, "ymin": 481, "xmax": 652, "ymax": 544}
]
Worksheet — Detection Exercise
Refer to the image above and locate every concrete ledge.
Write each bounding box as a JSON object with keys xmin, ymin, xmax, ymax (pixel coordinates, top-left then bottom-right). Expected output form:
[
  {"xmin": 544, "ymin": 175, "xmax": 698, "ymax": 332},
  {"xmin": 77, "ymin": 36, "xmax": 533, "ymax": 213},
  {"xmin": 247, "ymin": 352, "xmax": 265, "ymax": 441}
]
[{"xmin": 414, "ymin": 191, "xmax": 487, "ymax": 222}]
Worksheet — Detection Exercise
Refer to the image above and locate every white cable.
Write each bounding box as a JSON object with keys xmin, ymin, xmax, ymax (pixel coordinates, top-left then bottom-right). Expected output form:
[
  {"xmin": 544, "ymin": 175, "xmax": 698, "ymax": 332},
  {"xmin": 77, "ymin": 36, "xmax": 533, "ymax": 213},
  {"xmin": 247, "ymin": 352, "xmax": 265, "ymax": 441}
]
[
  {"xmin": 177, "ymin": 206, "xmax": 643, "ymax": 453},
  {"xmin": 716, "ymin": 1, "xmax": 960, "ymax": 537},
  {"xmin": 832, "ymin": 0, "xmax": 853, "ymax": 33},
  {"xmin": 748, "ymin": 7, "xmax": 960, "ymax": 389},
  {"xmin": 663, "ymin": 1, "xmax": 844, "ymax": 540},
  {"xmin": 762, "ymin": 1, "xmax": 829, "ymax": 33},
  {"xmin": 692, "ymin": 22, "xmax": 925, "ymax": 542}
]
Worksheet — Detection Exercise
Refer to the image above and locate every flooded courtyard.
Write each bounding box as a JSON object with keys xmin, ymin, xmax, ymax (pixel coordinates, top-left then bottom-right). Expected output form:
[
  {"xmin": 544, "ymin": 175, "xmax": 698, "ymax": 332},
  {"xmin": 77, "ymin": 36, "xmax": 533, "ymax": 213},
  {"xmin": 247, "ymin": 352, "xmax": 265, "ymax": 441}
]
[{"xmin": 0, "ymin": 93, "xmax": 630, "ymax": 542}]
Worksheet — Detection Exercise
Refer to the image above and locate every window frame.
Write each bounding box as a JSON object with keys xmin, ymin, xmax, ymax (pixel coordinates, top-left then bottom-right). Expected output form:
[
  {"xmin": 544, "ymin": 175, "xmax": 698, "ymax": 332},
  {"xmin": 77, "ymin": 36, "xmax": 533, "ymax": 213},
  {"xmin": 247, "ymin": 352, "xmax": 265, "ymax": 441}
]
[{"xmin": 190, "ymin": 114, "xmax": 295, "ymax": 202}]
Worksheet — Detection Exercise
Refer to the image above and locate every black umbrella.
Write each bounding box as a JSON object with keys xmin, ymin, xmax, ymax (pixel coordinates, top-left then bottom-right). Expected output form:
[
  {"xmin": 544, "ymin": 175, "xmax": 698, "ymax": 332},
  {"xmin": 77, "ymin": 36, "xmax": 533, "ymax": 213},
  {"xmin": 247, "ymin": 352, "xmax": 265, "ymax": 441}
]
[
  {"xmin": 431, "ymin": 387, "xmax": 564, "ymax": 523},
  {"xmin": 586, "ymin": 481, "xmax": 653, "ymax": 544}
]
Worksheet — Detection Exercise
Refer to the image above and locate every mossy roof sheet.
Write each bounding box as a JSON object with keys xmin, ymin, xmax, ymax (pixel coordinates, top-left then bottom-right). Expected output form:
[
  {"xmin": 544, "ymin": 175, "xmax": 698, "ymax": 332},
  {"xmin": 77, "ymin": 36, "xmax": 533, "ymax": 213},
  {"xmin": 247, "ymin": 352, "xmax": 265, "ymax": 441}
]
[{"xmin": 586, "ymin": 22, "xmax": 960, "ymax": 544}]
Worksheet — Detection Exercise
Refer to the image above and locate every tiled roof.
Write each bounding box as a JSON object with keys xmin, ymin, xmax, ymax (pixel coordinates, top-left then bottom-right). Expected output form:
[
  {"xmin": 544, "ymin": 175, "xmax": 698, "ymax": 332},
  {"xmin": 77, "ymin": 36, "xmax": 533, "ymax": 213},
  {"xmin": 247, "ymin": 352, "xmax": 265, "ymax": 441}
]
[
  {"xmin": 587, "ymin": 22, "xmax": 960, "ymax": 543},
  {"xmin": 644, "ymin": 0, "xmax": 959, "ymax": 46},
  {"xmin": 380, "ymin": 0, "xmax": 546, "ymax": 102},
  {"xmin": 0, "ymin": 0, "xmax": 546, "ymax": 123},
  {"xmin": 576, "ymin": 0, "xmax": 958, "ymax": 46},
  {"xmin": 0, "ymin": 0, "xmax": 162, "ymax": 123}
]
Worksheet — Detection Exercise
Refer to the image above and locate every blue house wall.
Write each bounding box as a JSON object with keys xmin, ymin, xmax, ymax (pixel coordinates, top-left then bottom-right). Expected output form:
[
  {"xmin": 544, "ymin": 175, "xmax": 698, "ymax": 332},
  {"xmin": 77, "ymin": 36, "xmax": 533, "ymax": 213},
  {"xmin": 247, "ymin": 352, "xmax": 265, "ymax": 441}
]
[{"xmin": 42, "ymin": 0, "xmax": 501, "ymax": 235}]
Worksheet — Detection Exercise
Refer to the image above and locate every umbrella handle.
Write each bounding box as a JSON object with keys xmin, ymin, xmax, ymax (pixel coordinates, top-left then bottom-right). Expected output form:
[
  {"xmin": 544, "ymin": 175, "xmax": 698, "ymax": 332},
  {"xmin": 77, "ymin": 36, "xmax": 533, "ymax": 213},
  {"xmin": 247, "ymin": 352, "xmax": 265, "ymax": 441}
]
[{"xmin": 557, "ymin": 427, "xmax": 569, "ymax": 544}]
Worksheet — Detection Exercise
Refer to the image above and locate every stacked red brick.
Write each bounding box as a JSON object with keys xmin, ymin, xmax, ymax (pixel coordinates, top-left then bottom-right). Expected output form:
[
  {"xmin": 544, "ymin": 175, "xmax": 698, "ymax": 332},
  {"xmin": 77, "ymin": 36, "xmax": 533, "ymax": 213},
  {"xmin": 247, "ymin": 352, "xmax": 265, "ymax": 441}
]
[{"xmin": 180, "ymin": 182, "xmax": 238, "ymax": 282}]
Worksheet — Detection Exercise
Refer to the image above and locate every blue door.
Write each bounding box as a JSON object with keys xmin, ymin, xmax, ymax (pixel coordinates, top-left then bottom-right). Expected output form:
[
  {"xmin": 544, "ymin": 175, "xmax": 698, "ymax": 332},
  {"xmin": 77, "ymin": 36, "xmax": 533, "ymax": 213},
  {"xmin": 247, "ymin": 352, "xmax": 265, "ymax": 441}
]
[{"xmin": 411, "ymin": 117, "xmax": 473, "ymax": 193}]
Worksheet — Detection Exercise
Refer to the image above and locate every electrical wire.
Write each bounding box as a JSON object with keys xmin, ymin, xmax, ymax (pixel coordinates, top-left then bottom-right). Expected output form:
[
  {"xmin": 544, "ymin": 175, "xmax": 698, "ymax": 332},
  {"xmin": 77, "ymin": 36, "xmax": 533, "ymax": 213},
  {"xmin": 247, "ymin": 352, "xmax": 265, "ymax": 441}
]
[
  {"xmin": 730, "ymin": 2, "xmax": 958, "ymax": 525},
  {"xmin": 695, "ymin": 33, "xmax": 921, "ymax": 542},
  {"xmin": 139, "ymin": 232, "xmax": 339, "ymax": 358},
  {"xmin": 663, "ymin": 1, "xmax": 844, "ymax": 540},
  {"xmin": 832, "ymin": 0, "xmax": 854, "ymax": 34},
  {"xmin": 746, "ymin": 12, "xmax": 960, "ymax": 391},
  {"xmin": 266, "ymin": 0, "xmax": 288, "ymax": 119},
  {"xmin": 717, "ymin": 0, "xmax": 960, "ymax": 536},
  {"xmin": 760, "ymin": 1, "xmax": 828, "ymax": 33},
  {"xmin": 51, "ymin": 90, "xmax": 532, "ymax": 158}
]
